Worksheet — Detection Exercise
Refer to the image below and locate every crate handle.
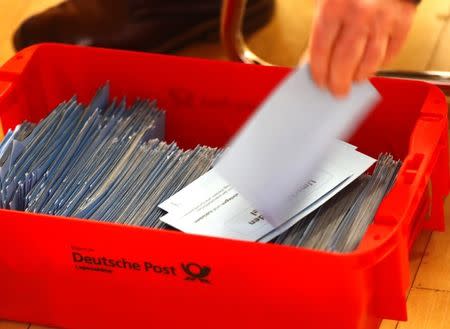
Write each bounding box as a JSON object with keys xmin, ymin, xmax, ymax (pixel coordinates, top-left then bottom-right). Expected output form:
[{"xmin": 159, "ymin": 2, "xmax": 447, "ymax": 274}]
[{"xmin": 220, "ymin": 0, "xmax": 450, "ymax": 95}]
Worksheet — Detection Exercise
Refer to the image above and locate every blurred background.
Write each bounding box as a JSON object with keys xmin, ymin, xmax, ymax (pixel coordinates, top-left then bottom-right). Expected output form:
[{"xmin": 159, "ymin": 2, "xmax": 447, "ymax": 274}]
[{"xmin": 0, "ymin": 0, "xmax": 449, "ymax": 71}]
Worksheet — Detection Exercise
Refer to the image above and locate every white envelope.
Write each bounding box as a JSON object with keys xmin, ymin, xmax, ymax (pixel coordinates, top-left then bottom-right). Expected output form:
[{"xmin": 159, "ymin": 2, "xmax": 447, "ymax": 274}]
[{"xmin": 213, "ymin": 65, "xmax": 380, "ymax": 225}]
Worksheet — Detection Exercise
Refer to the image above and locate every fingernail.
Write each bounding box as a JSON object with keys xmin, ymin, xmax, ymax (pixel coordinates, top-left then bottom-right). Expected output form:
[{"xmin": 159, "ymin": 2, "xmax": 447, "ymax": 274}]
[
  {"xmin": 354, "ymin": 73, "xmax": 367, "ymax": 82},
  {"xmin": 316, "ymin": 79, "xmax": 326, "ymax": 89},
  {"xmin": 333, "ymin": 87, "xmax": 350, "ymax": 99},
  {"xmin": 310, "ymin": 70, "xmax": 325, "ymax": 89}
]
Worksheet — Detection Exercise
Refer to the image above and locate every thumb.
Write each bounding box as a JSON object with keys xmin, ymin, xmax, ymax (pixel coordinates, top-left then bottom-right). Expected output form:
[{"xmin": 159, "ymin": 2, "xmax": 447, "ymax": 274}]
[{"xmin": 299, "ymin": 47, "xmax": 310, "ymax": 66}]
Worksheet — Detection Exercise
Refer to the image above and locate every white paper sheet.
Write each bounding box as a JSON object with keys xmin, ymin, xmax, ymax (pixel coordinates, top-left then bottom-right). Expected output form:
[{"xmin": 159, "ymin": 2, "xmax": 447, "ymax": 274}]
[
  {"xmin": 213, "ymin": 65, "xmax": 380, "ymax": 226},
  {"xmin": 159, "ymin": 143, "xmax": 375, "ymax": 241}
]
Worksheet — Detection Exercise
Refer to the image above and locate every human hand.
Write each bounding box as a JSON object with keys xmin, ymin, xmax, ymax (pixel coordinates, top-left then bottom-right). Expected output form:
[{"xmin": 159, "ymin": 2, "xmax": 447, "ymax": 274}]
[{"xmin": 308, "ymin": 0, "xmax": 417, "ymax": 97}]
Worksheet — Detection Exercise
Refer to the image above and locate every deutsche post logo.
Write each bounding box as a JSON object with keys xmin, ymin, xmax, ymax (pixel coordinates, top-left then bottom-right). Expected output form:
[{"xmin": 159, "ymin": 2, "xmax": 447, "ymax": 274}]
[{"xmin": 181, "ymin": 263, "xmax": 211, "ymax": 283}]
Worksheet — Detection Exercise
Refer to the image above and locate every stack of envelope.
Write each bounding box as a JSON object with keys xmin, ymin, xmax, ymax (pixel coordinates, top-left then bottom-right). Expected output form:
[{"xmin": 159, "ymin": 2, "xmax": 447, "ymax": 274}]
[{"xmin": 0, "ymin": 82, "xmax": 400, "ymax": 253}]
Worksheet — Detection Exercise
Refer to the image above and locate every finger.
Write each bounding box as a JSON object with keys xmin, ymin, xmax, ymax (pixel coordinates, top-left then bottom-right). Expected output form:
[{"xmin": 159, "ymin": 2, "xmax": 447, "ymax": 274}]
[
  {"xmin": 309, "ymin": 13, "xmax": 342, "ymax": 88},
  {"xmin": 383, "ymin": 24, "xmax": 409, "ymax": 65},
  {"xmin": 383, "ymin": 30, "xmax": 408, "ymax": 66},
  {"xmin": 383, "ymin": 4, "xmax": 415, "ymax": 65},
  {"xmin": 328, "ymin": 24, "xmax": 369, "ymax": 97},
  {"xmin": 354, "ymin": 34, "xmax": 389, "ymax": 82},
  {"xmin": 299, "ymin": 47, "xmax": 310, "ymax": 66}
]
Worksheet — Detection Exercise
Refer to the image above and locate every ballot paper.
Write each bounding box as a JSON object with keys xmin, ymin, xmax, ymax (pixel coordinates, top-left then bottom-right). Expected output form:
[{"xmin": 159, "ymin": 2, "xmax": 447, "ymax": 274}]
[
  {"xmin": 159, "ymin": 142, "xmax": 375, "ymax": 241},
  {"xmin": 214, "ymin": 65, "xmax": 380, "ymax": 226}
]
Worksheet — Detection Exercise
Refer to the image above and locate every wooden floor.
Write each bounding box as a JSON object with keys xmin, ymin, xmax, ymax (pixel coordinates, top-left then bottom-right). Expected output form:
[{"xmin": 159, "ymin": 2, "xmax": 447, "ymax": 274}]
[{"xmin": 0, "ymin": 0, "xmax": 450, "ymax": 328}]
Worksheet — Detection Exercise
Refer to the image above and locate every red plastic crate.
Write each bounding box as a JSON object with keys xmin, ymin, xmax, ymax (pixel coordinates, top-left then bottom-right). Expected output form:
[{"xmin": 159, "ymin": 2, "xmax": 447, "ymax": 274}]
[{"xmin": 0, "ymin": 44, "xmax": 448, "ymax": 329}]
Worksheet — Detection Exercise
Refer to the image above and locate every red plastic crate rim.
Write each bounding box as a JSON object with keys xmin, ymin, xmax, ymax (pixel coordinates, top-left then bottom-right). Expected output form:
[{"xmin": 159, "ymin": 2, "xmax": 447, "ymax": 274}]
[{"xmin": 0, "ymin": 44, "xmax": 448, "ymax": 329}]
